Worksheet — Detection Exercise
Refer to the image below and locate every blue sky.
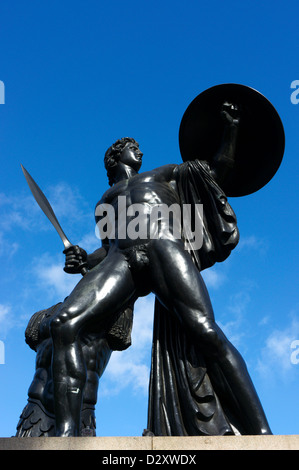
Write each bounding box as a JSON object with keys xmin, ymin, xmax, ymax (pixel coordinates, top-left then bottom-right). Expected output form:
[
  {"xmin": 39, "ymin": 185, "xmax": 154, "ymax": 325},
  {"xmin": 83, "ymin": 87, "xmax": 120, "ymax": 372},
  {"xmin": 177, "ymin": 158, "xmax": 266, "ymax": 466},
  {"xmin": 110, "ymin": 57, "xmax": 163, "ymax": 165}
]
[{"xmin": 0, "ymin": 0, "xmax": 298, "ymax": 437}]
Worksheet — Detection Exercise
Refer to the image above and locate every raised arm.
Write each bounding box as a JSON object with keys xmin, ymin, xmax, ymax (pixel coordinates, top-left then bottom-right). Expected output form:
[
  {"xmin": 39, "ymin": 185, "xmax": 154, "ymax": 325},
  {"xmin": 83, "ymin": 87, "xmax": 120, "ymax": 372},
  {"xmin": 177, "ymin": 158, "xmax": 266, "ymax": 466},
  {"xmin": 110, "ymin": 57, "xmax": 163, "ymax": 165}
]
[{"xmin": 209, "ymin": 102, "xmax": 240, "ymax": 186}]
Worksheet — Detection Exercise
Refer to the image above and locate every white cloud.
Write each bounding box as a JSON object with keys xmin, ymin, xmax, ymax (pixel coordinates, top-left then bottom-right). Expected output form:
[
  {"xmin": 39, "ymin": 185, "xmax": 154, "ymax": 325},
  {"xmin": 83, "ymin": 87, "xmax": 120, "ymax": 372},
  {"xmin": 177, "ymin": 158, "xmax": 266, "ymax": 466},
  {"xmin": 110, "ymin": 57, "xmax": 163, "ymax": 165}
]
[
  {"xmin": 258, "ymin": 315, "xmax": 270, "ymax": 326},
  {"xmin": 78, "ymin": 231, "xmax": 101, "ymax": 253},
  {"xmin": 0, "ymin": 191, "xmax": 41, "ymax": 233},
  {"xmin": 0, "ymin": 183, "xmax": 94, "ymax": 259},
  {"xmin": 228, "ymin": 290, "xmax": 252, "ymax": 316},
  {"xmin": 0, "ymin": 191, "xmax": 41, "ymax": 258},
  {"xmin": 0, "ymin": 304, "xmax": 14, "ymax": 338},
  {"xmin": 47, "ymin": 182, "xmax": 92, "ymax": 226},
  {"xmin": 0, "ymin": 231, "xmax": 19, "ymax": 258},
  {"xmin": 216, "ymin": 289, "xmax": 253, "ymax": 349},
  {"xmin": 33, "ymin": 252, "xmax": 80, "ymax": 300},
  {"xmin": 201, "ymin": 266, "xmax": 226, "ymax": 289},
  {"xmin": 237, "ymin": 235, "xmax": 268, "ymax": 254},
  {"xmin": 100, "ymin": 295, "xmax": 155, "ymax": 396},
  {"xmin": 256, "ymin": 314, "xmax": 299, "ymax": 383}
]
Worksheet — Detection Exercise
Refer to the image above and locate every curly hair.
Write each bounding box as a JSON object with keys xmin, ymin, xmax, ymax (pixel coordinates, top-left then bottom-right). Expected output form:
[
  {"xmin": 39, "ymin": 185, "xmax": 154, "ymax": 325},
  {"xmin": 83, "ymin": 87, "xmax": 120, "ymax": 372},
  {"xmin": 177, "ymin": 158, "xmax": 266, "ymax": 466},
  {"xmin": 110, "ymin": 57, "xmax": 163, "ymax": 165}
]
[{"xmin": 104, "ymin": 137, "xmax": 139, "ymax": 186}]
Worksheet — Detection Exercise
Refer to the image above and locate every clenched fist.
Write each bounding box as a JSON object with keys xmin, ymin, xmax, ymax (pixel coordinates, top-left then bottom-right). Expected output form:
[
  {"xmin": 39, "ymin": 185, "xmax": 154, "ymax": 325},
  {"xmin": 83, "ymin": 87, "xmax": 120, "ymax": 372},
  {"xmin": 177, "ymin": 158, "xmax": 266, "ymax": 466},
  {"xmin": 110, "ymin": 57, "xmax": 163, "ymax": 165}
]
[{"xmin": 63, "ymin": 245, "xmax": 88, "ymax": 274}]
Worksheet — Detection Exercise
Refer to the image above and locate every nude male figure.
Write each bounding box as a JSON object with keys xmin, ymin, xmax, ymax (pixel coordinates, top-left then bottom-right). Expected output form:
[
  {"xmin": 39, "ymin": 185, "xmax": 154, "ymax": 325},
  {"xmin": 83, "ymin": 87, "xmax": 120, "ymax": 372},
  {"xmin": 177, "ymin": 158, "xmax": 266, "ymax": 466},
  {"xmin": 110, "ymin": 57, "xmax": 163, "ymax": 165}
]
[
  {"xmin": 50, "ymin": 105, "xmax": 271, "ymax": 436},
  {"xmin": 16, "ymin": 303, "xmax": 112, "ymax": 436}
]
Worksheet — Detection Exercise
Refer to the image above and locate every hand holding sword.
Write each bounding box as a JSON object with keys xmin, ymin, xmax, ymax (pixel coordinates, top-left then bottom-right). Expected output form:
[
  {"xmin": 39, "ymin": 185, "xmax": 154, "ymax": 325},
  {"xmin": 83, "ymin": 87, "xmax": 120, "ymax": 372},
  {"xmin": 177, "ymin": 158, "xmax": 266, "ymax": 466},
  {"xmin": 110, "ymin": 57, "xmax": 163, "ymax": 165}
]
[{"xmin": 21, "ymin": 165, "xmax": 88, "ymax": 276}]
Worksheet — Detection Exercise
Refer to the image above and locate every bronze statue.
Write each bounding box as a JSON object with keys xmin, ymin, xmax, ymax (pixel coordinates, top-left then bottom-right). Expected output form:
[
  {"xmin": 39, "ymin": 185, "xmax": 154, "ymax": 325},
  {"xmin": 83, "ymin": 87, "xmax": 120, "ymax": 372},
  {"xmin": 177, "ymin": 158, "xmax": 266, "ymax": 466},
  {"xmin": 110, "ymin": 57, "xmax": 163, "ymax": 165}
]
[
  {"xmin": 20, "ymin": 84, "xmax": 284, "ymax": 437},
  {"xmin": 16, "ymin": 302, "xmax": 134, "ymax": 436}
]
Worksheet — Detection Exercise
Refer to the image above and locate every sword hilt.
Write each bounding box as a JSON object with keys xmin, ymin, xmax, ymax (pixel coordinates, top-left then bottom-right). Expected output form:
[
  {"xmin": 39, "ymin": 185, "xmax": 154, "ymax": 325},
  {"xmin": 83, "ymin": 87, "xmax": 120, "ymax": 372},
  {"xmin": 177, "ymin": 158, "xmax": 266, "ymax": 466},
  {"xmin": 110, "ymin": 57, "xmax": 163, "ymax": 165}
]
[{"xmin": 63, "ymin": 245, "xmax": 89, "ymax": 277}]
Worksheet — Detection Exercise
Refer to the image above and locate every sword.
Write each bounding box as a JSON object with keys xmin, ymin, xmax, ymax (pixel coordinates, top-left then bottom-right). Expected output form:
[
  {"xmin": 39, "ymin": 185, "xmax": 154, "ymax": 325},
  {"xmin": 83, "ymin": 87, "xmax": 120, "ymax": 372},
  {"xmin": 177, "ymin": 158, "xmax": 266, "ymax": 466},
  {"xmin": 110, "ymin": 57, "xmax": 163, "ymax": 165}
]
[{"xmin": 21, "ymin": 164, "xmax": 88, "ymax": 276}]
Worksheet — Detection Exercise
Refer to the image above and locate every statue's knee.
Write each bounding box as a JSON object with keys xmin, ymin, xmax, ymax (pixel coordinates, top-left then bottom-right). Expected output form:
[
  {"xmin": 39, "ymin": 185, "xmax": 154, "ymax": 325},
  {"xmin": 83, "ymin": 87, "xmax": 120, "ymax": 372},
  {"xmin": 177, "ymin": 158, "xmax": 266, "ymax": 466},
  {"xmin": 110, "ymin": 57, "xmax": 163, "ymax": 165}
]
[{"xmin": 196, "ymin": 321, "xmax": 223, "ymax": 354}]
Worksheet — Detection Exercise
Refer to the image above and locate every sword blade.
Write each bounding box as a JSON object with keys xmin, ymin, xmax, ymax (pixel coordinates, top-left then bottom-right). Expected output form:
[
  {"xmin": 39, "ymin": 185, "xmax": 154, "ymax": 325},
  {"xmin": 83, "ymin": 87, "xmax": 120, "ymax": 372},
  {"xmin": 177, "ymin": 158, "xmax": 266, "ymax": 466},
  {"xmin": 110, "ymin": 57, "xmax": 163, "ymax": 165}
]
[{"xmin": 21, "ymin": 164, "xmax": 72, "ymax": 250}]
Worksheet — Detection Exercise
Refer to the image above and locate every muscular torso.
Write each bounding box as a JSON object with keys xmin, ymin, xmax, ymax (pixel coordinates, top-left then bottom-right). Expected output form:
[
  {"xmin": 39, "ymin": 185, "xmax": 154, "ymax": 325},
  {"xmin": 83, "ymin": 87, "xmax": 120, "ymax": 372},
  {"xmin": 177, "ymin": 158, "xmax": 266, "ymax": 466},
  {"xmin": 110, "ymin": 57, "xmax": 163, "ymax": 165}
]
[
  {"xmin": 27, "ymin": 314, "xmax": 111, "ymax": 412},
  {"xmin": 96, "ymin": 164, "xmax": 181, "ymax": 249}
]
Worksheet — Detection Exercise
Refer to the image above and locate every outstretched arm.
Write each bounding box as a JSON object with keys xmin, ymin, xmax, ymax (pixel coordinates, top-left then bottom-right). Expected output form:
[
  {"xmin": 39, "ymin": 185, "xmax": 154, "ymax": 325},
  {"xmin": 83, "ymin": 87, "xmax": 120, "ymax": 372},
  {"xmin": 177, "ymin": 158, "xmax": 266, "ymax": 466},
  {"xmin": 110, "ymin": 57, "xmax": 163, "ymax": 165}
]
[
  {"xmin": 210, "ymin": 102, "xmax": 240, "ymax": 186},
  {"xmin": 86, "ymin": 245, "xmax": 108, "ymax": 269}
]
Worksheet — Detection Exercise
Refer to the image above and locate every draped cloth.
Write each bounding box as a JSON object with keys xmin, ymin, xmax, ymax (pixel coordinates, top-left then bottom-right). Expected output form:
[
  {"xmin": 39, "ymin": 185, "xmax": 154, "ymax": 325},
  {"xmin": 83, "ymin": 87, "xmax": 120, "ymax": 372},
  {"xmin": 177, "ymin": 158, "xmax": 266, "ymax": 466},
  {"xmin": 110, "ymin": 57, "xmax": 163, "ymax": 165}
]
[{"xmin": 146, "ymin": 160, "xmax": 245, "ymax": 436}]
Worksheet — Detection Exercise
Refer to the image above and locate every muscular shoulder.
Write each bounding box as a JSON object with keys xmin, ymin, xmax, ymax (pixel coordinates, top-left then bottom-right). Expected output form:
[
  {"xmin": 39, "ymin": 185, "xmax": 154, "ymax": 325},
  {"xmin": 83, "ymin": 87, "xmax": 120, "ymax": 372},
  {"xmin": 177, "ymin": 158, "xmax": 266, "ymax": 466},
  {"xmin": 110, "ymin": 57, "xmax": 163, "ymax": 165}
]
[
  {"xmin": 97, "ymin": 180, "xmax": 127, "ymax": 206},
  {"xmin": 150, "ymin": 163, "xmax": 178, "ymax": 182},
  {"xmin": 97, "ymin": 164, "xmax": 178, "ymax": 206}
]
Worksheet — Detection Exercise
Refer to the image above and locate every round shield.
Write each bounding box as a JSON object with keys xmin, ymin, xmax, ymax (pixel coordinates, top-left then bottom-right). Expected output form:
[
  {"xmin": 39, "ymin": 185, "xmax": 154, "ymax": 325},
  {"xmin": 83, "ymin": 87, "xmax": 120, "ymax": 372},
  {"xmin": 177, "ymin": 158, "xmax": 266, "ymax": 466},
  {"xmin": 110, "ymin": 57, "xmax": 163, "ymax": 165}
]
[{"xmin": 179, "ymin": 84, "xmax": 285, "ymax": 197}]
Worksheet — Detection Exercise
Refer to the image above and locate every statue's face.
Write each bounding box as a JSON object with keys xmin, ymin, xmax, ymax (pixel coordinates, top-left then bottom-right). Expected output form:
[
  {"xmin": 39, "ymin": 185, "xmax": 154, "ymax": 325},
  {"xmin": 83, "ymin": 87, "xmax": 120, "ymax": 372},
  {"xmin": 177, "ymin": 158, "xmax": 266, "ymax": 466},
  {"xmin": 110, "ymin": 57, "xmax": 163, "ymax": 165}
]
[{"xmin": 119, "ymin": 141, "xmax": 143, "ymax": 172}]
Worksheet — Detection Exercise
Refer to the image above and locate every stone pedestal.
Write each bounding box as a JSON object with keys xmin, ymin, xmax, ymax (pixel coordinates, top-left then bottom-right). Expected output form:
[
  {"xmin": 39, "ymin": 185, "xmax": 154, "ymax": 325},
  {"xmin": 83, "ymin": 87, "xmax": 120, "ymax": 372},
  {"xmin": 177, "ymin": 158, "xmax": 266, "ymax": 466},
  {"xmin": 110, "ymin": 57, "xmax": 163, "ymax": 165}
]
[{"xmin": 0, "ymin": 435, "xmax": 298, "ymax": 450}]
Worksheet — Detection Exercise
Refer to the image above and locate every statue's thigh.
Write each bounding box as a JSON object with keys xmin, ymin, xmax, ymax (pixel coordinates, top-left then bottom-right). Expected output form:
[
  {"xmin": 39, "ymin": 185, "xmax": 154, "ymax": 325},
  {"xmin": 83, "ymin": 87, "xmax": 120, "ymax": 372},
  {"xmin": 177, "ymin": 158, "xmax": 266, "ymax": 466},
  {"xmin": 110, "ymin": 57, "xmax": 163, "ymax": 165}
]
[
  {"xmin": 52, "ymin": 252, "xmax": 136, "ymax": 336},
  {"xmin": 149, "ymin": 240, "xmax": 215, "ymax": 323}
]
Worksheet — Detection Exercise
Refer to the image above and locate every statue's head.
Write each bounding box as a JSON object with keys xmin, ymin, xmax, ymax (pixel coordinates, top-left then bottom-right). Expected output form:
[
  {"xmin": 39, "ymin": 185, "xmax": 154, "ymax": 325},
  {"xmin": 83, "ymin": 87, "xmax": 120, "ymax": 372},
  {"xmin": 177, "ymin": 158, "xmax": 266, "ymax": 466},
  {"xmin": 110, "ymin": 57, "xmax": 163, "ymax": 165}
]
[{"xmin": 104, "ymin": 137, "xmax": 142, "ymax": 186}]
